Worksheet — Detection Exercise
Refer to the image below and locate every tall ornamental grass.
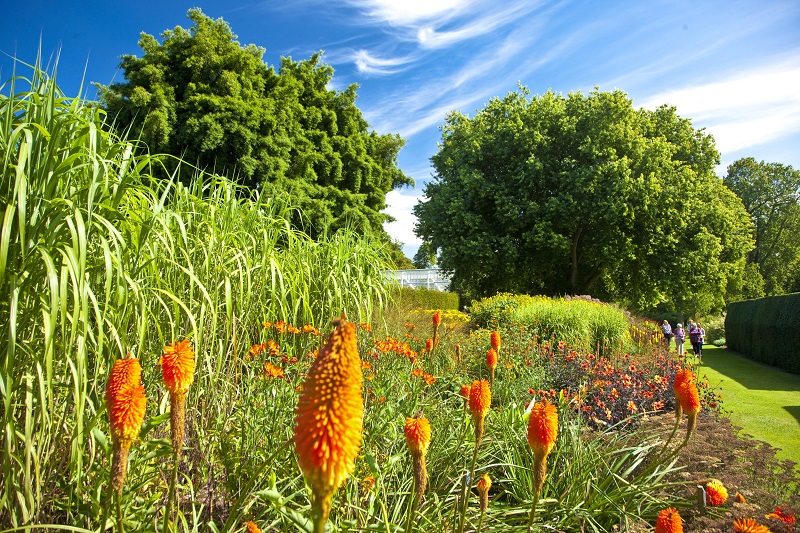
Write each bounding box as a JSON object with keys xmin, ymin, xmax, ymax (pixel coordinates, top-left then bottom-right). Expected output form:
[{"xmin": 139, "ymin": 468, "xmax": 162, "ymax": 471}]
[
  {"xmin": 0, "ymin": 63, "xmax": 391, "ymax": 527},
  {"xmin": 472, "ymin": 293, "xmax": 631, "ymax": 355}
]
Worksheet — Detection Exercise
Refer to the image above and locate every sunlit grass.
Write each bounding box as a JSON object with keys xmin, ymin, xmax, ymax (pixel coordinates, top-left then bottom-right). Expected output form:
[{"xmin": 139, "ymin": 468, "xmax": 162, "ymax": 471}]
[{"xmin": 698, "ymin": 345, "xmax": 800, "ymax": 466}]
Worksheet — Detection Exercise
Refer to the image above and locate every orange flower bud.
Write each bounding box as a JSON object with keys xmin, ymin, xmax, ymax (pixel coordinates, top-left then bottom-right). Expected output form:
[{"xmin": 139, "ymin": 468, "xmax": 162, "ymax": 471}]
[
  {"xmin": 490, "ymin": 331, "xmax": 501, "ymax": 351},
  {"xmin": 486, "ymin": 348, "xmax": 498, "ymax": 370},
  {"xmin": 432, "ymin": 310, "xmax": 442, "ymax": 327},
  {"xmin": 476, "ymin": 473, "xmax": 492, "ymax": 513},
  {"xmin": 469, "ymin": 379, "xmax": 491, "ymax": 443}
]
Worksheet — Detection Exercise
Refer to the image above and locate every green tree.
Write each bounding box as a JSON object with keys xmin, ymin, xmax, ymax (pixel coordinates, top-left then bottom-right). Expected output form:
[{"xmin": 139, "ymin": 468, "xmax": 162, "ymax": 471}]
[
  {"xmin": 414, "ymin": 88, "xmax": 753, "ymax": 313},
  {"xmin": 412, "ymin": 241, "xmax": 438, "ymax": 269},
  {"xmin": 99, "ymin": 8, "xmax": 412, "ymax": 240},
  {"xmin": 724, "ymin": 157, "xmax": 800, "ymax": 296}
]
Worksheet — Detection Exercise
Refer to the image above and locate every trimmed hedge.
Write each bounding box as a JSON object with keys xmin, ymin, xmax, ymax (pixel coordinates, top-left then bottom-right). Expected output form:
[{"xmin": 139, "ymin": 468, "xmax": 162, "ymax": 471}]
[
  {"xmin": 390, "ymin": 286, "xmax": 460, "ymax": 311},
  {"xmin": 725, "ymin": 293, "xmax": 800, "ymax": 374}
]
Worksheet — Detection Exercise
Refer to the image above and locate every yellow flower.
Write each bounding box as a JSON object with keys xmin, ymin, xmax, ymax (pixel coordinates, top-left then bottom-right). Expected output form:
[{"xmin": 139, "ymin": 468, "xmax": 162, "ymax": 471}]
[{"xmin": 294, "ymin": 317, "xmax": 363, "ymax": 528}]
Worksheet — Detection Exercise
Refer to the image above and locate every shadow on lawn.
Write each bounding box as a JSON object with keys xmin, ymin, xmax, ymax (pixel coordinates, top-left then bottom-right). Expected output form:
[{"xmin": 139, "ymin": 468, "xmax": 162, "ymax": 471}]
[
  {"xmin": 699, "ymin": 345, "xmax": 800, "ymax": 392},
  {"xmin": 784, "ymin": 405, "xmax": 800, "ymax": 426}
]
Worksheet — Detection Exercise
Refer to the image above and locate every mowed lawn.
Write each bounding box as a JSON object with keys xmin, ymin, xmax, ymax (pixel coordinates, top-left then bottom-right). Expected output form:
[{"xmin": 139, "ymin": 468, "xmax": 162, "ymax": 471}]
[{"xmin": 698, "ymin": 345, "xmax": 800, "ymax": 466}]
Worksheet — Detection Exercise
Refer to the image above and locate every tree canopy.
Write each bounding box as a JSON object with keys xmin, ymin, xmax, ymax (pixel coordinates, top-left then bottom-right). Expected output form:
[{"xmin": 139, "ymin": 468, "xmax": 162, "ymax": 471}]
[
  {"xmin": 414, "ymin": 88, "xmax": 754, "ymax": 313},
  {"xmin": 99, "ymin": 8, "xmax": 413, "ymax": 243},
  {"xmin": 724, "ymin": 157, "xmax": 800, "ymax": 296}
]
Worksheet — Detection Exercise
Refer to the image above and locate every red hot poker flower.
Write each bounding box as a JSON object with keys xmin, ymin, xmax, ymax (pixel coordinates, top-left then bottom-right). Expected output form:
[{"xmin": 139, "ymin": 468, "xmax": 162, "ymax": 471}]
[
  {"xmin": 294, "ymin": 317, "xmax": 363, "ymax": 529},
  {"xmin": 106, "ymin": 356, "xmax": 147, "ymax": 492}
]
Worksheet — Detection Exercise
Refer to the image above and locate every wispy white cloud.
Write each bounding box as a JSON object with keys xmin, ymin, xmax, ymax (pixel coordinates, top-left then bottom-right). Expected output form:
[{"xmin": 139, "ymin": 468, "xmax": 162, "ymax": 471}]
[
  {"xmin": 637, "ymin": 56, "xmax": 800, "ymax": 154},
  {"xmin": 416, "ymin": 2, "xmax": 540, "ymax": 48},
  {"xmin": 352, "ymin": 49, "xmax": 414, "ymax": 75},
  {"xmin": 347, "ymin": 0, "xmax": 474, "ymax": 27}
]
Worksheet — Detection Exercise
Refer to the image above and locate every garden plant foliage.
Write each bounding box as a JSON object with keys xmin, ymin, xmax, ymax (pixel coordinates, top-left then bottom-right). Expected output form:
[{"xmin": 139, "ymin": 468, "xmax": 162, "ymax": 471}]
[{"xmin": 1, "ymin": 60, "xmax": 796, "ymax": 533}]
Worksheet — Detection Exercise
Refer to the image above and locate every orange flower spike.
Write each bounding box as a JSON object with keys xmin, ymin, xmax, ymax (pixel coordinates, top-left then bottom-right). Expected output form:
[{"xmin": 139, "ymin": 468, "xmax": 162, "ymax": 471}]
[
  {"xmin": 705, "ymin": 479, "xmax": 728, "ymax": 506},
  {"xmin": 425, "ymin": 338, "xmax": 434, "ymax": 353},
  {"xmin": 476, "ymin": 472, "xmax": 492, "ymax": 513},
  {"xmin": 294, "ymin": 317, "xmax": 363, "ymax": 532},
  {"xmin": 654, "ymin": 507, "xmax": 684, "ymax": 533},
  {"xmin": 160, "ymin": 339, "xmax": 195, "ymax": 396},
  {"xmin": 105, "ymin": 356, "xmax": 147, "ymax": 492},
  {"xmin": 527, "ymin": 400, "xmax": 558, "ymax": 496},
  {"xmin": 404, "ymin": 415, "xmax": 431, "ymax": 499},
  {"xmin": 672, "ymin": 368, "xmax": 692, "ymax": 419},
  {"xmin": 682, "ymin": 381, "xmax": 701, "ymax": 439},
  {"xmin": 490, "ymin": 331, "xmax": 501, "ymax": 351},
  {"xmin": 159, "ymin": 339, "xmax": 195, "ymax": 457},
  {"xmin": 432, "ymin": 310, "xmax": 442, "ymax": 327},
  {"xmin": 486, "ymin": 348, "xmax": 498, "ymax": 384},
  {"xmin": 459, "ymin": 384, "xmax": 470, "ymax": 410},
  {"xmin": 734, "ymin": 517, "xmax": 771, "ymax": 533},
  {"xmin": 469, "ymin": 379, "xmax": 492, "ymax": 443}
]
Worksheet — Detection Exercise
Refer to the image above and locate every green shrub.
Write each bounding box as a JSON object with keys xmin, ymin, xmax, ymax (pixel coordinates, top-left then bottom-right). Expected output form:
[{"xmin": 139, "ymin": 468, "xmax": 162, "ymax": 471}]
[
  {"xmin": 469, "ymin": 292, "xmax": 541, "ymax": 329},
  {"xmin": 389, "ymin": 286, "xmax": 460, "ymax": 311},
  {"xmin": 726, "ymin": 293, "xmax": 800, "ymax": 374},
  {"xmin": 701, "ymin": 314, "xmax": 726, "ymax": 345}
]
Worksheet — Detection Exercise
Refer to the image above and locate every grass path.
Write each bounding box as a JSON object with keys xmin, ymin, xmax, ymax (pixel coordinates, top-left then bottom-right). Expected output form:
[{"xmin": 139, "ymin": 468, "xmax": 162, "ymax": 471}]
[{"xmin": 696, "ymin": 344, "xmax": 800, "ymax": 466}]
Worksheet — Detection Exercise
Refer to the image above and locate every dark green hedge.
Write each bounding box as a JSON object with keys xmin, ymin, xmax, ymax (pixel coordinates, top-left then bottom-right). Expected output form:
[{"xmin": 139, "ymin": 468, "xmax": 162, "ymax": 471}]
[
  {"xmin": 725, "ymin": 293, "xmax": 800, "ymax": 374},
  {"xmin": 391, "ymin": 286, "xmax": 460, "ymax": 310}
]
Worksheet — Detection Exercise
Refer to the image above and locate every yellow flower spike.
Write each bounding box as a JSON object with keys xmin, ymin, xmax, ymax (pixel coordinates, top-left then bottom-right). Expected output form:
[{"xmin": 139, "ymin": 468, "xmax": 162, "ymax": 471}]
[{"xmin": 294, "ymin": 316, "xmax": 363, "ymax": 533}]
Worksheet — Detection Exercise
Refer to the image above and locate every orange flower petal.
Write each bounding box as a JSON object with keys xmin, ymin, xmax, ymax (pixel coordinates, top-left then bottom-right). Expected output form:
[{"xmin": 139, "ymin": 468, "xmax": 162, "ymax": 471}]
[{"xmin": 705, "ymin": 479, "xmax": 728, "ymax": 506}]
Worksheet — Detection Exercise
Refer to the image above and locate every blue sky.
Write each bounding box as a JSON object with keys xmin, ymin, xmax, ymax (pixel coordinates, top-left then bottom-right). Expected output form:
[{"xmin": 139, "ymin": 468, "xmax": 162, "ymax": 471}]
[{"xmin": 3, "ymin": 1, "xmax": 799, "ymax": 259}]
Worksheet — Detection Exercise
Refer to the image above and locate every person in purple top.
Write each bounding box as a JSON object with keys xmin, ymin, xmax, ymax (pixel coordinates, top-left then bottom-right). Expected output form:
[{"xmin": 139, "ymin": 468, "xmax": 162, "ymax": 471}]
[{"xmin": 689, "ymin": 322, "xmax": 705, "ymax": 358}]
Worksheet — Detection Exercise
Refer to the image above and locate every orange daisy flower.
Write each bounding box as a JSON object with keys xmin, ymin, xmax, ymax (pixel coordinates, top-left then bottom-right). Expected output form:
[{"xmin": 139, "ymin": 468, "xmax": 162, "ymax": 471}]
[
  {"xmin": 294, "ymin": 317, "xmax": 363, "ymax": 527},
  {"xmin": 705, "ymin": 479, "xmax": 728, "ymax": 506},
  {"xmin": 655, "ymin": 508, "xmax": 683, "ymax": 533},
  {"xmin": 105, "ymin": 356, "xmax": 147, "ymax": 492},
  {"xmin": 734, "ymin": 517, "xmax": 771, "ymax": 533},
  {"xmin": 765, "ymin": 505, "xmax": 796, "ymax": 526}
]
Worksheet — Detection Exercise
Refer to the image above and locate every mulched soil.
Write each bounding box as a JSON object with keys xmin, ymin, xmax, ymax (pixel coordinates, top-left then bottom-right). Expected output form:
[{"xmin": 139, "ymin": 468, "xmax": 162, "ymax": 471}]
[{"xmin": 645, "ymin": 412, "xmax": 799, "ymax": 532}]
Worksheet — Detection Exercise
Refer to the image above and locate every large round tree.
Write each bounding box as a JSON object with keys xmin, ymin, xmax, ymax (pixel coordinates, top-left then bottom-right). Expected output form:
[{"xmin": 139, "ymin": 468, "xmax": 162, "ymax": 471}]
[
  {"xmin": 99, "ymin": 9, "xmax": 412, "ymax": 242},
  {"xmin": 414, "ymin": 88, "xmax": 753, "ymax": 313}
]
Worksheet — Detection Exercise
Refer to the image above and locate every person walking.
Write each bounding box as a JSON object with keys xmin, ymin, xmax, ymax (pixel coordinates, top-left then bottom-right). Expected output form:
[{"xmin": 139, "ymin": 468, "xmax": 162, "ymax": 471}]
[
  {"xmin": 674, "ymin": 323, "xmax": 686, "ymax": 356},
  {"xmin": 689, "ymin": 322, "xmax": 705, "ymax": 359},
  {"xmin": 661, "ymin": 320, "xmax": 673, "ymax": 348}
]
